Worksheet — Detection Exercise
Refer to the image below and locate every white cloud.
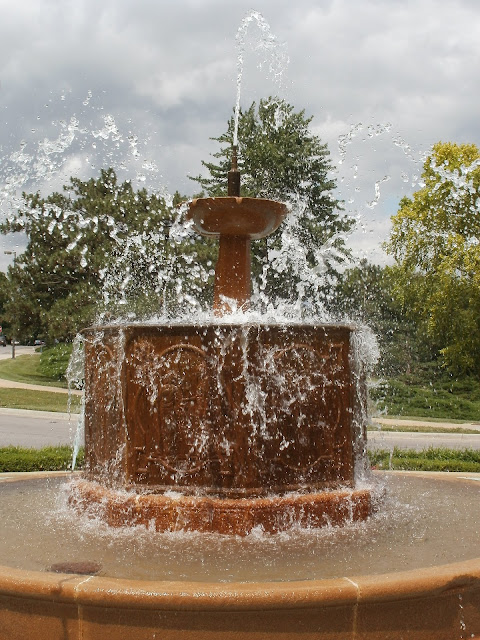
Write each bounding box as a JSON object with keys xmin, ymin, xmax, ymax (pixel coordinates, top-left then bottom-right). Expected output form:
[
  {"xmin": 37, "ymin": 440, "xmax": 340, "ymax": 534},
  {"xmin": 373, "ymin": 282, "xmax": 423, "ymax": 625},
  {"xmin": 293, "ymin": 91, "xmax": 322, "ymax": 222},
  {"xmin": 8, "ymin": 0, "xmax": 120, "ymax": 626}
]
[{"xmin": 1, "ymin": 0, "xmax": 480, "ymax": 265}]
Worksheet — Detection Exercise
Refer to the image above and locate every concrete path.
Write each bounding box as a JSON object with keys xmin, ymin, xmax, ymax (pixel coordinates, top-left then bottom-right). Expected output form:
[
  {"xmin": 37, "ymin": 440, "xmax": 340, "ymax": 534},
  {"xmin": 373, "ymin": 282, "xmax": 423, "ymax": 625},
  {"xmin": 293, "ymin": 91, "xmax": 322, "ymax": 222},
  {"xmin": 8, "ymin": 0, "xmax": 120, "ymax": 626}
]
[
  {"xmin": 372, "ymin": 416, "xmax": 480, "ymax": 432},
  {"xmin": 367, "ymin": 429, "xmax": 480, "ymax": 452},
  {"xmin": 0, "ymin": 376, "xmax": 82, "ymax": 395},
  {"xmin": 0, "ymin": 408, "xmax": 81, "ymax": 447}
]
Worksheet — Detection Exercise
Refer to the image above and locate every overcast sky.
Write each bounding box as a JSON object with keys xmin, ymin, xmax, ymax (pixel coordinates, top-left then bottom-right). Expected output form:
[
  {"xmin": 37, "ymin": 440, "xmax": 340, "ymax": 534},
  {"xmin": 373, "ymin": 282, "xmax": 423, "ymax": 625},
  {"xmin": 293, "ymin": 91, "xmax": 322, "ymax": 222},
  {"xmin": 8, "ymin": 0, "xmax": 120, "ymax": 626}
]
[{"xmin": 1, "ymin": 0, "xmax": 479, "ymax": 270}]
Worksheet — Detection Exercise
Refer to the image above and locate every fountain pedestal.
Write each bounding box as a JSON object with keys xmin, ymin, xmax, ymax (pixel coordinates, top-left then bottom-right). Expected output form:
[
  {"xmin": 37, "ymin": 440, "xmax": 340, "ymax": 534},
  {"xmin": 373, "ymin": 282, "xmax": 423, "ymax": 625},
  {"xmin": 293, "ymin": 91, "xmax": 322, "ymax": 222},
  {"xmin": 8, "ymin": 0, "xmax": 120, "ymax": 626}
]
[
  {"xmin": 72, "ymin": 321, "xmax": 371, "ymax": 534},
  {"xmin": 187, "ymin": 196, "xmax": 287, "ymax": 313}
]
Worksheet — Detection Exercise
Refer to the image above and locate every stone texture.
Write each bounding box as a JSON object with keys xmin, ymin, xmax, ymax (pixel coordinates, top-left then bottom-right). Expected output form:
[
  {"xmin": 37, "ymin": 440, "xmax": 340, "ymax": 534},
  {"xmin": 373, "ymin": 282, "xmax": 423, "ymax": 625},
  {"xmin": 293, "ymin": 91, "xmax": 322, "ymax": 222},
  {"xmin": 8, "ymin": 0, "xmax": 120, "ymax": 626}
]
[
  {"xmin": 80, "ymin": 322, "xmax": 370, "ymax": 534},
  {"xmin": 0, "ymin": 558, "xmax": 480, "ymax": 639},
  {"xmin": 83, "ymin": 323, "xmax": 362, "ymax": 497}
]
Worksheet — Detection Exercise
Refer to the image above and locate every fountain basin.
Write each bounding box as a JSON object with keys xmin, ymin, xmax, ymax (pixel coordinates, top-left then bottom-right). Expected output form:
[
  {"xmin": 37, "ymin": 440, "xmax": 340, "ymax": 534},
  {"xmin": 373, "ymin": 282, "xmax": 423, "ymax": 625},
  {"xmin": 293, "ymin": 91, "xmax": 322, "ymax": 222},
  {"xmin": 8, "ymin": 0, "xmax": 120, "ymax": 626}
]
[{"xmin": 0, "ymin": 471, "xmax": 480, "ymax": 639}]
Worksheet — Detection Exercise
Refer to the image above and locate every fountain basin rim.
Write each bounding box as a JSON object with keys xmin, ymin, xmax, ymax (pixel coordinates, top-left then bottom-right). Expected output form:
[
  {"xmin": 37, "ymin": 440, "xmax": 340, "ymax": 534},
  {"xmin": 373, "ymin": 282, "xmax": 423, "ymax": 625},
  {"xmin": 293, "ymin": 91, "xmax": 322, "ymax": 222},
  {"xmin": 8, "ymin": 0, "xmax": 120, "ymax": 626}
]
[{"xmin": 0, "ymin": 543, "xmax": 479, "ymax": 611}]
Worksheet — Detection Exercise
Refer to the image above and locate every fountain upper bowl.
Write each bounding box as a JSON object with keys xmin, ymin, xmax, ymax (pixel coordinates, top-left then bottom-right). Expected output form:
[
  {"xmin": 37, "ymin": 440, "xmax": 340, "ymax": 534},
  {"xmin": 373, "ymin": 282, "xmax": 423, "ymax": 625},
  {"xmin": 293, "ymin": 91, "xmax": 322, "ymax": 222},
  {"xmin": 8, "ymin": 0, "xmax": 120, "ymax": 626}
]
[{"xmin": 187, "ymin": 197, "xmax": 288, "ymax": 239}]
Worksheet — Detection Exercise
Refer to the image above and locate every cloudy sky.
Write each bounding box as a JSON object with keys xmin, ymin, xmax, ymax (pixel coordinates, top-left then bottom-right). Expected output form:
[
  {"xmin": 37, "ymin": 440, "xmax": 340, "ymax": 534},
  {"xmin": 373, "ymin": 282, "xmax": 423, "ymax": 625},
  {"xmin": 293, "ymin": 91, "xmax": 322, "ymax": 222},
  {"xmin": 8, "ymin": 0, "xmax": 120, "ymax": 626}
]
[{"xmin": 1, "ymin": 0, "xmax": 479, "ymax": 270}]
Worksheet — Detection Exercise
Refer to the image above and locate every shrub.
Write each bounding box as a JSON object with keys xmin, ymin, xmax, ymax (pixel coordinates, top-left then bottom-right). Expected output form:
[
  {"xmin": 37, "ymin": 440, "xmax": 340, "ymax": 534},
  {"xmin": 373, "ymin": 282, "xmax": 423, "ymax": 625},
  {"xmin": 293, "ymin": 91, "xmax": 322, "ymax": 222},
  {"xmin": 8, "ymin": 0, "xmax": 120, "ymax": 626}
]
[
  {"xmin": 0, "ymin": 446, "xmax": 84, "ymax": 472},
  {"xmin": 39, "ymin": 343, "xmax": 73, "ymax": 382}
]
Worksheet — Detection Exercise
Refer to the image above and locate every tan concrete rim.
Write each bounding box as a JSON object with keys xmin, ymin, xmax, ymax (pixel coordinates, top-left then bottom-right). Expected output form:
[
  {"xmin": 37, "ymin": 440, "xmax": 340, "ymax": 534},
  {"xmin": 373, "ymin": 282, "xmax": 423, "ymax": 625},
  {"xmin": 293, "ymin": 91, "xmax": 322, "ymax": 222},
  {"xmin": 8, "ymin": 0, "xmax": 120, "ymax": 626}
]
[
  {"xmin": 0, "ymin": 558, "xmax": 479, "ymax": 611},
  {"xmin": 1, "ymin": 471, "xmax": 479, "ymax": 612}
]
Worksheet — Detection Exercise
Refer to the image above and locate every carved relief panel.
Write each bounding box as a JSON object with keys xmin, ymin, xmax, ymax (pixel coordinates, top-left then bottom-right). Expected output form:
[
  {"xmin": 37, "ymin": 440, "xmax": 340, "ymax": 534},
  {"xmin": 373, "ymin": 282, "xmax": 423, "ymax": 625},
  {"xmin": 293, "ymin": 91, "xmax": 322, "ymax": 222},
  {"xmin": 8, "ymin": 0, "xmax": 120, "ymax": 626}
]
[
  {"xmin": 257, "ymin": 330, "xmax": 353, "ymax": 489},
  {"xmin": 84, "ymin": 324, "xmax": 358, "ymax": 496},
  {"xmin": 124, "ymin": 334, "xmax": 215, "ymax": 489}
]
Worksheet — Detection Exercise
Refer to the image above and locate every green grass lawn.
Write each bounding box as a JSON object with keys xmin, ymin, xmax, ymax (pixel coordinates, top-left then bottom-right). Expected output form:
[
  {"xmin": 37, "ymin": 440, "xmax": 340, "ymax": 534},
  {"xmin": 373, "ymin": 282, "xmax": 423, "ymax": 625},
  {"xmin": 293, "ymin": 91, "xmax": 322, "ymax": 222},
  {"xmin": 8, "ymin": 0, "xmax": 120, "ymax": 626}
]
[
  {"xmin": 0, "ymin": 353, "xmax": 68, "ymax": 388},
  {"xmin": 0, "ymin": 388, "xmax": 81, "ymax": 413},
  {"xmin": 0, "ymin": 352, "xmax": 81, "ymax": 412},
  {"xmin": 370, "ymin": 367, "xmax": 480, "ymax": 421},
  {"xmin": 369, "ymin": 447, "xmax": 480, "ymax": 472}
]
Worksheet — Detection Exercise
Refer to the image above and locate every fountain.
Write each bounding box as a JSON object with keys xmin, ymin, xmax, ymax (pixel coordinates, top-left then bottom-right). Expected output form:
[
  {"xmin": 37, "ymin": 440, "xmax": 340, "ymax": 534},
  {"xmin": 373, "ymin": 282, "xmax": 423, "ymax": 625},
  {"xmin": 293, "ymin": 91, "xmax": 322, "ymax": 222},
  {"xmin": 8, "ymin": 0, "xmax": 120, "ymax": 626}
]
[
  {"xmin": 0, "ymin": 143, "xmax": 480, "ymax": 640},
  {"xmin": 68, "ymin": 146, "xmax": 373, "ymax": 536}
]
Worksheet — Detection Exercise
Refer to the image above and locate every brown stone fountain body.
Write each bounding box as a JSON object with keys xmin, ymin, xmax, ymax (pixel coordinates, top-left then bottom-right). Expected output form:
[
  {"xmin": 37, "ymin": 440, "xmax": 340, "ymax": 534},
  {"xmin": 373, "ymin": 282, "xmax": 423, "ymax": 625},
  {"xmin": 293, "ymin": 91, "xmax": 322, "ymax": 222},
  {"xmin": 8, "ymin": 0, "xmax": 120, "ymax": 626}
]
[{"xmin": 71, "ymin": 155, "xmax": 373, "ymax": 534}]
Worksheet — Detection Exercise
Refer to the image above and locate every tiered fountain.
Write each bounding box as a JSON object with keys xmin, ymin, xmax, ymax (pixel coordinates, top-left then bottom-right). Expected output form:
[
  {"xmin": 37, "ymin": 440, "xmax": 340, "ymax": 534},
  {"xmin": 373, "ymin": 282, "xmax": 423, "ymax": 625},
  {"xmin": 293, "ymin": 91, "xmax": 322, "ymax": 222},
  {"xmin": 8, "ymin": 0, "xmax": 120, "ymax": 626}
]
[
  {"xmin": 70, "ymin": 147, "xmax": 372, "ymax": 535},
  {"xmin": 0, "ymin": 150, "xmax": 479, "ymax": 640}
]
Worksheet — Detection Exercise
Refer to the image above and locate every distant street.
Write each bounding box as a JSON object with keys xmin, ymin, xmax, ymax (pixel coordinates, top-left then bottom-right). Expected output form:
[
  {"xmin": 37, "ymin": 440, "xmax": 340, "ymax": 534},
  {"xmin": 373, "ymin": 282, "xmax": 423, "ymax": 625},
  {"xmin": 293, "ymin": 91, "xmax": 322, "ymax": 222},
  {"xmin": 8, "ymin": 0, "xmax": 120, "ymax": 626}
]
[
  {"xmin": 0, "ymin": 345, "xmax": 37, "ymax": 360},
  {"xmin": 0, "ymin": 345, "xmax": 82, "ymax": 447},
  {"xmin": 0, "ymin": 347, "xmax": 478, "ymax": 450},
  {"xmin": 0, "ymin": 409, "xmax": 81, "ymax": 447},
  {"xmin": 367, "ymin": 429, "xmax": 480, "ymax": 452},
  {"xmin": 0, "ymin": 407, "xmax": 479, "ymax": 450}
]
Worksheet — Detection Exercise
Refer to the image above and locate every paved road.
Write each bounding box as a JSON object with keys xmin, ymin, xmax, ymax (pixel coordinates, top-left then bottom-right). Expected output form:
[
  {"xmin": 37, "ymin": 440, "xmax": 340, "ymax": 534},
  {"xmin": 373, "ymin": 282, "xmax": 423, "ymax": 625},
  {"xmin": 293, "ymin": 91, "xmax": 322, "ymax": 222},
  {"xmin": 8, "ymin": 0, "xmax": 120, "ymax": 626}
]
[
  {"xmin": 0, "ymin": 345, "xmax": 36, "ymax": 360},
  {"xmin": 367, "ymin": 429, "xmax": 480, "ymax": 452},
  {"xmin": 0, "ymin": 408, "xmax": 82, "ymax": 447},
  {"xmin": 0, "ymin": 349, "xmax": 478, "ymax": 450},
  {"xmin": 0, "ymin": 346, "xmax": 82, "ymax": 446}
]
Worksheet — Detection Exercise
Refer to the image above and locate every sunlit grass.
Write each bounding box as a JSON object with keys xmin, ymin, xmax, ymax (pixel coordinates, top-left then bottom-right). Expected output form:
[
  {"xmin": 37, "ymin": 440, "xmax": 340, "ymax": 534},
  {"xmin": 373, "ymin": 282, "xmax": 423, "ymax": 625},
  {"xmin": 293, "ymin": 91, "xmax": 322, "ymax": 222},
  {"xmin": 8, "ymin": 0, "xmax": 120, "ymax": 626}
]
[
  {"xmin": 369, "ymin": 447, "xmax": 480, "ymax": 472},
  {"xmin": 0, "ymin": 354, "xmax": 68, "ymax": 387},
  {"xmin": 370, "ymin": 367, "xmax": 480, "ymax": 421},
  {"xmin": 0, "ymin": 388, "xmax": 81, "ymax": 413}
]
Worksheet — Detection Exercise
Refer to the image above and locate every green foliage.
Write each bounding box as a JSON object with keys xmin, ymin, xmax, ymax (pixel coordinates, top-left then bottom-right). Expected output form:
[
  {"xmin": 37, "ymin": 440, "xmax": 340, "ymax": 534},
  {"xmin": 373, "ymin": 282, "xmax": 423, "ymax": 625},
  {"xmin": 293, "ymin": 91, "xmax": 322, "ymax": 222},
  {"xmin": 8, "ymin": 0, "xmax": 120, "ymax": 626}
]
[
  {"xmin": 0, "ymin": 272, "xmax": 10, "ymax": 339},
  {"xmin": 191, "ymin": 97, "xmax": 352, "ymax": 303},
  {"xmin": 385, "ymin": 142, "xmax": 480, "ymax": 374},
  {"xmin": 0, "ymin": 446, "xmax": 83, "ymax": 472},
  {"xmin": 0, "ymin": 169, "xmax": 177, "ymax": 341},
  {"xmin": 368, "ymin": 447, "xmax": 480, "ymax": 472},
  {"xmin": 371, "ymin": 363, "xmax": 480, "ymax": 420},
  {"xmin": 331, "ymin": 260, "xmax": 432, "ymax": 376},
  {"xmin": 39, "ymin": 344, "xmax": 73, "ymax": 381}
]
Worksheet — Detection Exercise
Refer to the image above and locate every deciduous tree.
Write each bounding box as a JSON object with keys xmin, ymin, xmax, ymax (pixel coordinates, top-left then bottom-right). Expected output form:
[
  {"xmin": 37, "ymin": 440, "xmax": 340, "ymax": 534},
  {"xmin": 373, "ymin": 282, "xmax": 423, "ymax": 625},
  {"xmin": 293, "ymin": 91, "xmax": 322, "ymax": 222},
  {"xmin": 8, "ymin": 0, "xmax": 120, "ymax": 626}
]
[
  {"xmin": 1, "ymin": 169, "xmax": 177, "ymax": 341},
  {"xmin": 385, "ymin": 142, "xmax": 480, "ymax": 374}
]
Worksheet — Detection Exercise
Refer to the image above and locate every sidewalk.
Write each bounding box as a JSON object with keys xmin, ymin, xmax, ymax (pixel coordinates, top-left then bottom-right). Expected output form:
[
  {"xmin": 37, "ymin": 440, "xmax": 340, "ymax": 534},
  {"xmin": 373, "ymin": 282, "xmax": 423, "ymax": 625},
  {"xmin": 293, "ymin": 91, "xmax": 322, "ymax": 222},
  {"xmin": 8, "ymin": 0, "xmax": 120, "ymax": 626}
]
[
  {"xmin": 371, "ymin": 416, "xmax": 480, "ymax": 432},
  {"xmin": 0, "ymin": 377, "xmax": 82, "ymax": 396}
]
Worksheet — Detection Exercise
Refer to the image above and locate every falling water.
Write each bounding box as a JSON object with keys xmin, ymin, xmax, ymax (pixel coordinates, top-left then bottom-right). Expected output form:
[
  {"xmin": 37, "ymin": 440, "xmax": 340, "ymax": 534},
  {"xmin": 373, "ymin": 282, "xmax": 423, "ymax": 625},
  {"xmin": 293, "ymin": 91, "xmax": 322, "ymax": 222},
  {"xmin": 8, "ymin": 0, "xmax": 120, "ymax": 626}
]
[
  {"xmin": 0, "ymin": 19, "xmax": 463, "ymax": 490},
  {"xmin": 66, "ymin": 334, "xmax": 86, "ymax": 471}
]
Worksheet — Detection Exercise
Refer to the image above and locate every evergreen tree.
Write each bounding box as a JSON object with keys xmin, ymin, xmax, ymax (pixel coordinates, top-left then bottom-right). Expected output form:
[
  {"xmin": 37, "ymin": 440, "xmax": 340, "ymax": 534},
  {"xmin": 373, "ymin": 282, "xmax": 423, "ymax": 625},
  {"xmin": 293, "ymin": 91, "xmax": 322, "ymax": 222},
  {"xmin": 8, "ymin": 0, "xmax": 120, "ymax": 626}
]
[{"xmin": 190, "ymin": 98, "xmax": 352, "ymax": 307}]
